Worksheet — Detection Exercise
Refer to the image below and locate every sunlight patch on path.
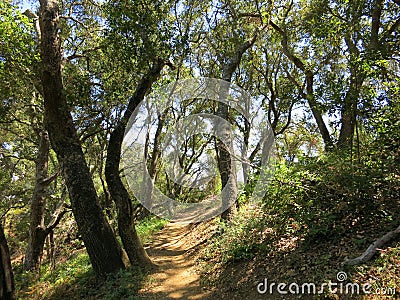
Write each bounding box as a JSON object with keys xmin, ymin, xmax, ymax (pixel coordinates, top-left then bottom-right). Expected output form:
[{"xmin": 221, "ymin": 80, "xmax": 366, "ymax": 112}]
[{"xmin": 139, "ymin": 223, "xmax": 212, "ymax": 299}]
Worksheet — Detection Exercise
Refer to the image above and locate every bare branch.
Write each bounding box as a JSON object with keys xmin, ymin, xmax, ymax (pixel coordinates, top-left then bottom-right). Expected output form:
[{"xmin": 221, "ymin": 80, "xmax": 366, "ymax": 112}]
[{"xmin": 60, "ymin": 15, "xmax": 88, "ymax": 30}]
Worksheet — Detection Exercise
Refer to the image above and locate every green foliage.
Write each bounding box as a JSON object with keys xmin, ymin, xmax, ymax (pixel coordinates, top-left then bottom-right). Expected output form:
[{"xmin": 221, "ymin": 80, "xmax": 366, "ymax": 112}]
[
  {"xmin": 0, "ymin": 2, "xmax": 37, "ymax": 64},
  {"xmin": 136, "ymin": 216, "xmax": 168, "ymax": 244},
  {"xmin": 0, "ymin": 2, "xmax": 39, "ymax": 99},
  {"xmin": 352, "ymin": 243, "xmax": 400, "ymax": 297},
  {"xmin": 265, "ymin": 154, "xmax": 399, "ymax": 246},
  {"xmin": 200, "ymin": 207, "xmax": 273, "ymax": 263},
  {"xmin": 103, "ymin": 0, "xmax": 174, "ymax": 72},
  {"xmin": 2, "ymin": 0, "xmax": 400, "ymax": 297},
  {"xmin": 201, "ymin": 149, "xmax": 399, "ymax": 264},
  {"xmin": 365, "ymin": 93, "xmax": 400, "ymax": 173},
  {"xmin": 15, "ymin": 251, "xmax": 147, "ymax": 299},
  {"xmin": 15, "ymin": 251, "xmax": 93, "ymax": 299}
]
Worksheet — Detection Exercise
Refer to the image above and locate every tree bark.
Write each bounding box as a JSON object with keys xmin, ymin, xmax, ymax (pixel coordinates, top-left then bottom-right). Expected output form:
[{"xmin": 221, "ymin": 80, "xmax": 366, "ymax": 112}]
[
  {"xmin": 216, "ymin": 99, "xmax": 238, "ymax": 220},
  {"xmin": 217, "ymin": 38, "xmax": 257, "ymax": 220},
  {"xmin": 105, "ymin": 59, "xmax": 166, "ymax": 268},
  {"xmin": 39, "ymin": 0, "xmax": 125, "ymax": 276},
  {"xmin": 142, "ymin": 111, "xmax": 165, "ymax": 212},
  {"xmin": 0, "ymin": 223, "xmax": 15, "ymax": 300},
  {"xmin": 24, "ymin": 130, "xmax": 59, "ymax": 271},
  {"xmin": 337, "ymin": 74, "xmax": 363, "ymax": 149},
  {"xmin": 337, "ymin": 35, "xmax": 366, "ymax": 149}
]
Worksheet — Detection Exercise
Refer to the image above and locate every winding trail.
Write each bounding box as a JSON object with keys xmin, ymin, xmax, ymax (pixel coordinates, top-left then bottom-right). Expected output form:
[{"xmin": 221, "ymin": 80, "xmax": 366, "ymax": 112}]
[{"xmin": 139, "ymin": 223, "xmax": 212, "ymax": 299}]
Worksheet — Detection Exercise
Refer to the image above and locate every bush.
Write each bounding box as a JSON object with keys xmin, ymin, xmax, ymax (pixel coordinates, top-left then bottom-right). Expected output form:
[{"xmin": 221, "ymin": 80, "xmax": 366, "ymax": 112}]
[{"xmin": 200, "ymin": 150, "xmax": 399, "ymax": 264}]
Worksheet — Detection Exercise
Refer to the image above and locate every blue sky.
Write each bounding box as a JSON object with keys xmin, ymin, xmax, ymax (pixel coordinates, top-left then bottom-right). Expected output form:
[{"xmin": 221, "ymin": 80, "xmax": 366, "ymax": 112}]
[{"xmin": 17, "ymin": 0, "xmax": 37, "ymax": 12}]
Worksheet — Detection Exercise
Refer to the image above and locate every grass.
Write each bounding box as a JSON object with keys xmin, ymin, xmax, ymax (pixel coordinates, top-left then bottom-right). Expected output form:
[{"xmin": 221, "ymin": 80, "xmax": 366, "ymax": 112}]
[
  {"xmin": 136, "ymin": 216, "xmax": 169, "ymax": 244},
  {"xmin": 14, "ymin": 216, "xmax": 168, "ymax": 299}
]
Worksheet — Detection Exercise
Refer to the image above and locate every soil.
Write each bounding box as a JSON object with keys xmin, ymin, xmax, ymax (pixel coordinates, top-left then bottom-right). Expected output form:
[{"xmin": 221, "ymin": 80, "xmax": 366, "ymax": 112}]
[
  {"xmin": 138, "ymin": 222, "xmax": 214, "ymax": 299},
  {"xmin": 138, "ymin": 222, "xmax": 292, "ymax": 300}
]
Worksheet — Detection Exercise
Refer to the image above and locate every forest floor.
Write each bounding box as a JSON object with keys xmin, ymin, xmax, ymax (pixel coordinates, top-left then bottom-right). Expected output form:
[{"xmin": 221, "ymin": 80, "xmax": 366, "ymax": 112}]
[
  {"xmin": 137, "ymin": 222, "xmax": 294, "ymax": 300},
  {"xmin": 12, "ymin": 213, "xmax": 399, "ymax": 299},
  {"xmin": 135, "ymin": 217, "xmax": 400, "ymax": 300}
]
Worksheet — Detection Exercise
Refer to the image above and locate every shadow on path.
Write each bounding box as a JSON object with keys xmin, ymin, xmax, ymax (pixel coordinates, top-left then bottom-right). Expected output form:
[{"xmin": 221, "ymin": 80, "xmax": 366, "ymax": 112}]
[{"xmin": 139, "ymin": 223, "xmax": 211, "ymax": 300}]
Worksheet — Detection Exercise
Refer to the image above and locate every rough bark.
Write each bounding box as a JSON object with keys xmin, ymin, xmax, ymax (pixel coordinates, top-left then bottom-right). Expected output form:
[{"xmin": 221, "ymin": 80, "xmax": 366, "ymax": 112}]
[
  {"xmin": 216, "ymin": 99, "xmax": 238, "ymax": 220},
  {"xmin": 337, "ymin": 73, "xmax": 364, "ymax": 149},
  {"xmin": 0, "ymin": 223, "xmax": 15, "ymax": 300},
  {"xmin": 105, "ymin": 59, "xmax": 166, "ymax": 268},
  {"xmin": 217, "ymin": 38, "xmax": 257, "ymax": 220},
  {"xmin": 39, "ymin": 0, "xmax": 125, "ymax": 276},
  {"xmin": 143, "ymin": 111, "xmax": 165, "ymax": 212},
  {"xmin": 337, "ymin": 34, "xmax": 365, "ymax": 149},
  {"xmin": 304, "ymin": 71, "xmax": 333, "ymax": 149},
  {"xmin": 24, "ymin": 130, "xmax": 60, "ymax": 271}
]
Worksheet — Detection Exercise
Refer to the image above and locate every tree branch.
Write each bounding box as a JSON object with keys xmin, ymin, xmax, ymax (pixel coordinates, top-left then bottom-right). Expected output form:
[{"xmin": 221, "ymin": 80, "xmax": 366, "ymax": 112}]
[
  {"xmin": 45, "ymin": 189, "xmax": 69, "ymax": 234},
  {"xmin": 40, "ymin": 171, "xmax": 59, "ymax": 186},
  {"xmin": 60, "ymin": 15, "xmax": 88, "ymax": 30}
]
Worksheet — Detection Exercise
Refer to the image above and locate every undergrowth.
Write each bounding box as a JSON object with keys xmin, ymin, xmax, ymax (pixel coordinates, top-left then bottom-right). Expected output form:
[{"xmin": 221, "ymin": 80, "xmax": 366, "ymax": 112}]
[
  {"xmin": 198, "ymin": 154, "xmax": 400, "ymax": 298},
  {"xmin": 136, "ymin": 216, "xmax": 169, "ymax": 244},
  {"xmin": 14, "ymin": 215, "xmax": 168, "ymax": 299}
]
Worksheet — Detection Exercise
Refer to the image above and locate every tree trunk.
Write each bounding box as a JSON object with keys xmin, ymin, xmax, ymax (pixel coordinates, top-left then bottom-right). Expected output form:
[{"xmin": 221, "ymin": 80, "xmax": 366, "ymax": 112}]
[
  {"xmin": 105, "ymin": 59, "xmax": 165, "ymax": 268},
  {"xmin": 343, "ymin": 224, "xmax": 400, "ymax": 266},
  {"xmin": 217, "ymin": 38, "xmax": 257, "ymax": 220},
  {"xmin": 39, "ymin": 0, "xmax": 125, "ymax": 277},
  {"xmin": 216, "ymin": 100, "xmax": 238, "ymax": 220},
  {"xmin": 270, "ymin": 20, "xmax": 333, "ymax": 150},
  {"xmin": 0, "ymin": 223, "xmax": 15, "ymax": 300},
  {"xmin": 106, "ymin": 125, "xmax": 153, "ymax": 268},
  {"xmin": 24, "ymin": 130, "xmax": 54, "ymax": 271},
  {"xmin": 143, "ymin": 111, "xmax": 165, "ymax": 213},
  {"xmin": 337, "ymin": 72, "xmax": 364, "ymax": 149}
]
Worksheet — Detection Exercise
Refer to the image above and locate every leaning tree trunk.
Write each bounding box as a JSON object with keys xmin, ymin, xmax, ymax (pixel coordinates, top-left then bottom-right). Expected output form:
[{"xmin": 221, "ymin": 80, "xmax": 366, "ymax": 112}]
[
  {"xmin": 343, "ymin": 224, "xmax": 400, "ymax": 266},
  {"xmin": 0, "ymin": 223, "xmax": 15, "ymax": 300},
  {"xmin": 142, "ymin": 111, "xmax": 165, "ymax": 216},
  {"xmin": 217, "ymin": 38, "xmax": 257, "ymax": 220},
  {"xmin": 270, "ymin": 20, "xmax": 334, "ymax": 150},
  {"xmin": 24, "ymin": 130, "xmax": 60, "ymax": 271},
  {"xmin": 105, "ymin": 59, "xmax": 166, "ymax": 268},
  {"xmin": 39, "ymin": 0, "xmax": 125, "ymax": 276}
]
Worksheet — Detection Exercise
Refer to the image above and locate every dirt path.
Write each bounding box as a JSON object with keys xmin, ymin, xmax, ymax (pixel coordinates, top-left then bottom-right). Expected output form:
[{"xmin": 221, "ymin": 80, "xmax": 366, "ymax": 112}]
[{"xmin": 139, "ymin": 223, "xmax": 212, "ymax": 300}]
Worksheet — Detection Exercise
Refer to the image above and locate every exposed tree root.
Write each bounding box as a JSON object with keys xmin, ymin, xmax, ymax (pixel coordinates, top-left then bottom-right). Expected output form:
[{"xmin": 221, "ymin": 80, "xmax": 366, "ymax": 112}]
[{"xmin": 343, "ymin": 225, "xmax": 400, "ymax": 266}]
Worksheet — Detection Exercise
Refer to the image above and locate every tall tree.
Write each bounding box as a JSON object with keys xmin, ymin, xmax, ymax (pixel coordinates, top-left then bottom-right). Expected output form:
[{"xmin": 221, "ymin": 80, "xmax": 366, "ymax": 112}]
[
  {"xmin": 24, "ymin": 130, "xmax": 65, "ymax": 271},
  {"xmin": 195, "ymin": 0, "xmax": 268, "ymax": 219},
  {"xmin": 38, "ymin": 0, "xmax": 125, "ymax": 276},
  {"xmin": 283, "ymin": 0, "xmax": 400, "ymax": 150},
  {"xmin": 105, "ymin": 59, "xmax": 167, "ymax": 268},
  {"xmin": 217, "ymin": 37, "xmax": 258, "ymax": 219},
  {"xmin": 0, "ymin": 1, "xmax": 67, "ymax": 271}
]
